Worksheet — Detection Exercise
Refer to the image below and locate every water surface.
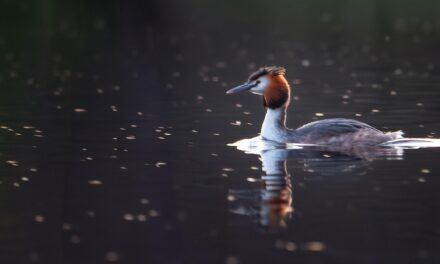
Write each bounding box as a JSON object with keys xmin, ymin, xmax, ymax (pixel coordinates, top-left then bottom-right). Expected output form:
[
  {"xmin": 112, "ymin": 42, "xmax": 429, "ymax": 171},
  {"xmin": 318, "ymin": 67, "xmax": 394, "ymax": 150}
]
[{"xmin": 1, "ymin": 1, "xmax": 440, "ymax": 263}]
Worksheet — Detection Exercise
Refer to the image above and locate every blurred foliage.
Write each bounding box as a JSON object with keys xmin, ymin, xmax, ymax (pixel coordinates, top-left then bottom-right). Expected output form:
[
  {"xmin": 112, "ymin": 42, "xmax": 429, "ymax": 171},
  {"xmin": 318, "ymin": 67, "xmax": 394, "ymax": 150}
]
[{"xmin": 1, "ymin": 0, "xmax": 440, "ymax": 46}]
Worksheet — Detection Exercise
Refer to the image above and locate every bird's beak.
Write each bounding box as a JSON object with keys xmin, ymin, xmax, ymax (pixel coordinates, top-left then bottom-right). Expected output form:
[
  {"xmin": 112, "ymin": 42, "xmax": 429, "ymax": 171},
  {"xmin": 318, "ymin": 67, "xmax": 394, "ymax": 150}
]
[{"xmin": 226, "ymin": 82, "xmax": 257, "ymax": 94}]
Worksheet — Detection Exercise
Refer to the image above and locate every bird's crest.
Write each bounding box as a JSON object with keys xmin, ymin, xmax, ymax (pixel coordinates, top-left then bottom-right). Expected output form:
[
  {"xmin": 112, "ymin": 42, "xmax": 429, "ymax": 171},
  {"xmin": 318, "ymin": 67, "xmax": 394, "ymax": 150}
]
[{"xmin": 248, "ymin": 66, "xmax": 286, "ymax": 82}]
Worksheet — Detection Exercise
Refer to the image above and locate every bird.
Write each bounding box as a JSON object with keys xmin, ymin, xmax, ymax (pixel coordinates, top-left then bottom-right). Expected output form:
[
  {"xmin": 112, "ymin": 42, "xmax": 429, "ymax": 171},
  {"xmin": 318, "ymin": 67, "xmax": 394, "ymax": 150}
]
[{"xmin": 226, "ymin": 66, "xmax": 403, "ymax": 146}]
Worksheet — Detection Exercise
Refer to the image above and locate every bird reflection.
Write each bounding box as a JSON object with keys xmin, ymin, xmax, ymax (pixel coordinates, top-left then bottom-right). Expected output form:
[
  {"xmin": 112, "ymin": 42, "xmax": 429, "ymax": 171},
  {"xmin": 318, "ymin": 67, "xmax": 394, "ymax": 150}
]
[
  {"xmin": 229, "ymin": 148, "xmax": 293, "ymax": 232},
  {"xmin": 227, "ymin": 136, "xmax": 408, "ymax": 232}
]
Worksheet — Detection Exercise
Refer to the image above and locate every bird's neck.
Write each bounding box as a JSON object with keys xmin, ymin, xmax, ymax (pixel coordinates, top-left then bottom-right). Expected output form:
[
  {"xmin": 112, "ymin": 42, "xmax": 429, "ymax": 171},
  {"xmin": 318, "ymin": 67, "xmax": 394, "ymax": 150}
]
[
  {"xmin": 261, "ymin": 106, "xmax": 291, "ymax": 141},
  {"xmin": 260, "ymin": 76, "xmax": 294, "ymax": 142}
]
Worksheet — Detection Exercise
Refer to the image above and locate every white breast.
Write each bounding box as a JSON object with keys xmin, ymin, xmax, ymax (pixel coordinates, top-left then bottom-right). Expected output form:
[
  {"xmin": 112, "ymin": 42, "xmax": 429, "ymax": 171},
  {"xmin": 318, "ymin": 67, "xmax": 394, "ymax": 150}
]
[{"xmin": 261, "ymin": 108, "xmax": 290, "ymax": 142}]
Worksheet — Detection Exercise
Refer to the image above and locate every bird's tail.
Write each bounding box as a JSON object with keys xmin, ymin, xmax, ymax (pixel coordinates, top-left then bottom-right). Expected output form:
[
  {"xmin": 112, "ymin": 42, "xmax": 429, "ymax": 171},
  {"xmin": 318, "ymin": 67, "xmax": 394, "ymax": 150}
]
[{"xmin": 381, "ymin": 134, "xmax": 440, "ymax": 148}]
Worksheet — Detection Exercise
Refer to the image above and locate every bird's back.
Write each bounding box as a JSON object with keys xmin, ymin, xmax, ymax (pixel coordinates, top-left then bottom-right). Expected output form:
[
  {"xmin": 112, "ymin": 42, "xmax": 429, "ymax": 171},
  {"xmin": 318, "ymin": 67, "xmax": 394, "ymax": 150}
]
[{"xmin": 293, "ymin": 118, "xmax": 402, "ymax": 146}]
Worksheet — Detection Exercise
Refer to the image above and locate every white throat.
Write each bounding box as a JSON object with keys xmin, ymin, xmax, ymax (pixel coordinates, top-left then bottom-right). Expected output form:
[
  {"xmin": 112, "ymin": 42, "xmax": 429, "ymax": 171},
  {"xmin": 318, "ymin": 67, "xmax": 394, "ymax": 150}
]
[{"xmin": 261, "ymin": 107, "xmax": 290, "ymax": 142}]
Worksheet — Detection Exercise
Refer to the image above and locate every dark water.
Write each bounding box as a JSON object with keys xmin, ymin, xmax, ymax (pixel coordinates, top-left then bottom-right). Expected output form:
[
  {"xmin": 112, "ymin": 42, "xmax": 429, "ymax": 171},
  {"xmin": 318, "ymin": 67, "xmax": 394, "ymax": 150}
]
[{"xmin": 1, "ymin": 1, "xmax": 440, "ymax": 263}]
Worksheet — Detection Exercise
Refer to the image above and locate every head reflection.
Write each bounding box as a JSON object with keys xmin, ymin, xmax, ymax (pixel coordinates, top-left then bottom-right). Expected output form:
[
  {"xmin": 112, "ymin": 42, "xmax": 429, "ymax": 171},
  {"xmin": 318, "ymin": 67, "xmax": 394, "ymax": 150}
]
[{"xmin": 229, "ymin": 148, "xmax": 293, "ymax": 232}]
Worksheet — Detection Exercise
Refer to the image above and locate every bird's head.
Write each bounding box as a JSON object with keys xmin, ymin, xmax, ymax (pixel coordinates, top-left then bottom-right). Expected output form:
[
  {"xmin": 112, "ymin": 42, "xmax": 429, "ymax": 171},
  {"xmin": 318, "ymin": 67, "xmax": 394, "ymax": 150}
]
[{"xmin": 227, "ymin": 66, "xmax": 290, "ymax": 109}]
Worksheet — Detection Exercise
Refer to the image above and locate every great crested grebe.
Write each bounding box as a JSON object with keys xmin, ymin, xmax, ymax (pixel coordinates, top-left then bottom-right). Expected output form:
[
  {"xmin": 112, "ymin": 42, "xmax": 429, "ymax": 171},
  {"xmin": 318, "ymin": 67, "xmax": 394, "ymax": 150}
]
[{"xmin": 226, "ymin": 66, "xmax": 403, "ymax": 146}]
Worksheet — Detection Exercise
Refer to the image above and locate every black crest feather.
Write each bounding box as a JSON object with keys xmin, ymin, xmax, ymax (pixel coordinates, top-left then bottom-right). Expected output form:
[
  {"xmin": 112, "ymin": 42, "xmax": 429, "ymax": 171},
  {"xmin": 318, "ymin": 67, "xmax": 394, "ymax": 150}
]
[{"xmin": 248, "ymin": 66, "xmax": 286, "ymax": 81}]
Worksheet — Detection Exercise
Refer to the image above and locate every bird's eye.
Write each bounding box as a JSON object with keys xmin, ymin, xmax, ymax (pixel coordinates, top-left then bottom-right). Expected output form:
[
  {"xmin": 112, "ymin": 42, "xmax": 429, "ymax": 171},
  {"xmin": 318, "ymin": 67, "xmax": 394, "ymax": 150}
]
[{"xmin": 256, "ymin": 80, "xmax": 261, "ymax": 84}]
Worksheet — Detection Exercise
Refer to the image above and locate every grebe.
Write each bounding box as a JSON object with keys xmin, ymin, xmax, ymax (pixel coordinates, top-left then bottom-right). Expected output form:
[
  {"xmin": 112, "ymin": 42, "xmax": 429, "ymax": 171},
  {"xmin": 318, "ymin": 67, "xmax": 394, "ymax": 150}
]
[{"xmin": 226, "ymin": 66, "xmax": 402, "ymax": 146}]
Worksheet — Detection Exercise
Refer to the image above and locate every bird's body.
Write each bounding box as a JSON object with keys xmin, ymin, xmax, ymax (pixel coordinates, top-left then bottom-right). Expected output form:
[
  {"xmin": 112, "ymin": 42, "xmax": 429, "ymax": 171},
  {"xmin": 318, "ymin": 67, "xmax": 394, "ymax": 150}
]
[{"xmin": 227, "ymin": 66, "xmax": 402, "ymax": 146}]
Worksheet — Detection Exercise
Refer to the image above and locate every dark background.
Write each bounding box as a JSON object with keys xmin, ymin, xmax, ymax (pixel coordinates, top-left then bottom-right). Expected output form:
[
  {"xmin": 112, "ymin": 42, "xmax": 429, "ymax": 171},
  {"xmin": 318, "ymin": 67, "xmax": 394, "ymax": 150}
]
[{"xmin": 0, "ymin": 1, "xmax": 440, "ymax": 264}]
